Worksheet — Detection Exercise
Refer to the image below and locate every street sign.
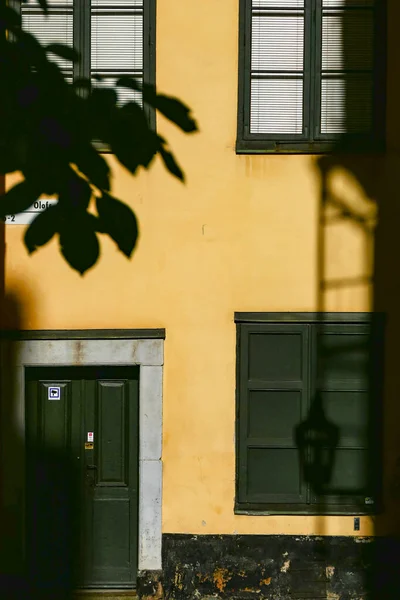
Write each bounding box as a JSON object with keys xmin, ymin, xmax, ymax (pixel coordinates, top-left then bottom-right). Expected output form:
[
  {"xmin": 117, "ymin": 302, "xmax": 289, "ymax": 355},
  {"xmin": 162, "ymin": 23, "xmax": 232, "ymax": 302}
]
[{"xmin": 4, "ymin": 198, "xmax": 58, "ymax": 225}]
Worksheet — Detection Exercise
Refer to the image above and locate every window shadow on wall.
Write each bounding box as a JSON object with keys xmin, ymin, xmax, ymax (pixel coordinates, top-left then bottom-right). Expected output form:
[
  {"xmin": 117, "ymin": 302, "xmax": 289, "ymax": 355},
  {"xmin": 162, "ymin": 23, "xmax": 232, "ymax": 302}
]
[
  {"xmin": 295, "ymin": 0, "xmax": 400, "ymax": 598},
  {"xmin": 0, "ymin": 291, "xmax": 82, "ymax": 599}
]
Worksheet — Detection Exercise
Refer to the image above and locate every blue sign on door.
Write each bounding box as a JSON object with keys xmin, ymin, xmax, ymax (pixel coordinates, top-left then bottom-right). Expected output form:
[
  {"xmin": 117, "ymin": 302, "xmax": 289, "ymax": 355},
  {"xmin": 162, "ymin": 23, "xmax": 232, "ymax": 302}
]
[{"xmin": 48, "ymin": 386, "xmax": 61, "ymax": 400}]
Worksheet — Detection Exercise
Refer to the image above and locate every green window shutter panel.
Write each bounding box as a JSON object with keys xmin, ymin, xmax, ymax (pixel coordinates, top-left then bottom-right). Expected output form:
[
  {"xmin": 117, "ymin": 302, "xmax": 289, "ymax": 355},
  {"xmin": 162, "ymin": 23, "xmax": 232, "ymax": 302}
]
[
  {"xmin": 237, "ymin": 323, "xmax": 310, "ymax": 505},
  {"xmin": 235, "ymin": 313, "xmax": 385, "ymax": 514},
  {"xmin": 312, "ymin": 321, "xmax": 381, "ymax": 508}
]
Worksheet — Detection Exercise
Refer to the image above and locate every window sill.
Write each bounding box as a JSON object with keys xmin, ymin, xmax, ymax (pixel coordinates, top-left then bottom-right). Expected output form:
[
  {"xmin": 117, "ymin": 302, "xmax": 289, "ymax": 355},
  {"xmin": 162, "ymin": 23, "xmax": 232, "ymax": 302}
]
[
  {"xmin": 236, "ymin": 139, "xmax": 386, "ymax": 156},
  {"xmin": 235, "ymin": 504, "xmax": 382, "ymax": 516}
]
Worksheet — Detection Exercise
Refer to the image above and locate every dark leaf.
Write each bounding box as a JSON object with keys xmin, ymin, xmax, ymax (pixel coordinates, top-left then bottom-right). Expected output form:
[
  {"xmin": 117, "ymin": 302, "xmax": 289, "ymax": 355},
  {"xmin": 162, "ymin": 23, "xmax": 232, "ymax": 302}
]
[
  {"xmin": 72, "ymin": 78, "xmax": 91, "ymax": 89},
  {"xmin": 24, "ymin": 204, "xmax": 60, "ymax": 254},
  {"xmin": 59, "ymin": 213, "xmax": 100, "ymax": 275},
  {"xmin": 0, "ymin": 140, "xmax": 22, "ymax": 175},
  {"xmin": 96, "ymin": 192, "xmax": 139, "ymax": 258},
  {"xmin": 21, "ymin": 148, "xmax": 69, "ymax": 196},
  {"xmin": 17, "ymin": 83, "xmax": 39, "ymax": 108},
  {"xmin": 0, "ymin": 180, "xmax": 42, "ymax": 218},
  {"xmin": 16, "ymin": 31, "xmax": 48, "ymax": 67},
  {"xmin": 120, "ymin": 101, "xmax": 149, "ymax": 128},
  {"xmin": 153, "ymin": 95, "xmax": 198, "ymax": 133},
  {"xmin": 117, "ymin": 80, "xmax": 197, "ymax": 133},
  {"xmin": 108, "ymin": 103, "xmax": 160, "ymax": 173},
  {"xmin": 86, "ymin": 212, "xmax": 106, "ymax": 233},
  {"xmin": 0, "ymin": 6, "xmax": 21, "ymax": 29},
  {"xmin": 140, "ymin": 82, "xmax": 156, "ymax": 101},
  {"xmin": 91, "ymin": 87, "xmax": 117, "ymax": 107},
  {"xmin": 35, "ymin": 0, "xmax": 49, "ymax": 15},
  {"xmin": 88, "ymin": 89, "xmax": 118, "ymax": 139},
  {"xmin": 46, "ymin": 43, "xmax": 79, "ymax": 63},
  {"xmin": 116, "ymin": 76, "xmax": 142, "ymax": 92},
  {"xmin": 59, "ymin": 170, "xmax": 92, "ymax": 211},
  {"xmin": 73, "ymin": 145, "xmax": 111, "ymax": 192},
  {"xmin": 39, "ymin": 116, "xmax": 72, "ymax": 149},
  {"xmin": 159, "ymin": 145, "xmax": 184, "ymax": 182}
]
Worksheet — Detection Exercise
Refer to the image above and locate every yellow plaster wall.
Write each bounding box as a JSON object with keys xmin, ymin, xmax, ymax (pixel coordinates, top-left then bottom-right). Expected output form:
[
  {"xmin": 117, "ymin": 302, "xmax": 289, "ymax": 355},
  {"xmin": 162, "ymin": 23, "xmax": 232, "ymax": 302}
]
[{"xmin": 5, "ymin": 0, "xmax": 399, "ymax": 538}]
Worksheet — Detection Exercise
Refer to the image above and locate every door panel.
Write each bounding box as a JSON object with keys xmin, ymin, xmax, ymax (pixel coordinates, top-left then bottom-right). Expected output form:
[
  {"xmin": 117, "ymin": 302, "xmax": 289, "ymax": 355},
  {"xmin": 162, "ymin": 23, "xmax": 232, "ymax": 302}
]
[
  {"xmin": 83, "ymin": 376, "xmax": 138, "ymax": 586},
  {"xmin": 25, "ymin": 366, "xmax": 139, "ymax": 590},
  {"xmin": 97, "ymin": 380, "xmax": 128, "ymax": 484}
]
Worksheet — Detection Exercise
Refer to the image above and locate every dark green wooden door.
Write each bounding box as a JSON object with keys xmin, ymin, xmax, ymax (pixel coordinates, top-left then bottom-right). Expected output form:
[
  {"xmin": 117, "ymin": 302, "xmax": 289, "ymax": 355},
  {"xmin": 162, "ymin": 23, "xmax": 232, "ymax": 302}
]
[{"xmin": 25, "ymin": 366, "xmax": 139, "ymax": 590}]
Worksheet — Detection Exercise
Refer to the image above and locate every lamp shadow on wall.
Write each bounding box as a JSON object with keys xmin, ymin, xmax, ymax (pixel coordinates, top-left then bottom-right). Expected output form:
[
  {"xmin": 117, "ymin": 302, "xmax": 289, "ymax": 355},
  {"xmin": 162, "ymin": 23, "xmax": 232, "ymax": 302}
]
[
  {"xmin": 0, "ymin": 289, "xmax": 81, "ymax": 600},
  {"xmin": 294, "ymin": 0, "xmax": 400, "ymax": 598}
]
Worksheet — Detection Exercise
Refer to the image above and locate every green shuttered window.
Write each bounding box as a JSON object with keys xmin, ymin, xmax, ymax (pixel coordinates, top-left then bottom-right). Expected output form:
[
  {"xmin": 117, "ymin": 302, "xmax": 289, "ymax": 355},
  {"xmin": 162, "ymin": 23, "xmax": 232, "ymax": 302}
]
[
  {"xmin": 20, "ymin": 0, "xmax": 155, "ymax": 114},
  {"xmin": 237, "ymin": 0, "xmax": 386, "ymax": 153},
  {"xmin": 235, "ymin": 313, "xmax": 384, "ymax": 514}
]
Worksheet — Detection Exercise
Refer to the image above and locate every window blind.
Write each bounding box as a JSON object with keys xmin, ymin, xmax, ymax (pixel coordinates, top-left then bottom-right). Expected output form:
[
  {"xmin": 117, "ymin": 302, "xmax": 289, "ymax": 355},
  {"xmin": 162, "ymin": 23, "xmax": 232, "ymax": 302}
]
[
  {"xmin": 320, "ymin": 0, "xmax": 375, "ymax": 135},
  {"xmin": 250, "ymin": 0, "xmax": 305, "ymax": 135},
  {"xmin": 240, "ymin": 0, "xmax": 383, "ymax": 150},
  {"xmin": 91, "ymin": 0, "xmax": 144, "ymax": 107},
  {"xmin": 21, "ymin": 0, "xmax": 73, "ymax": 83},
  {"xmin": 21, "ymin": 0, "xmax": 145, "ymax": 106}
]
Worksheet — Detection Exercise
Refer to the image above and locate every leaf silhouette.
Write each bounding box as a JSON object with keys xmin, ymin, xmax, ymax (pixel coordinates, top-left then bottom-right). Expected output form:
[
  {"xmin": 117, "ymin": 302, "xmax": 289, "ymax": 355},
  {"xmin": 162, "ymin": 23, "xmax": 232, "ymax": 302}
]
[
  {"xmin": 153, "ymin": 95, "xmax": 198, "ymax": 133},
  {"xmin": 24, "ymin": 0, "xmax": 49, "ymax": 15},
  {"xmin": 116, "ymin": 76, "xmax": 142, "ymax": 92},
  {"xmin": 96, "ymin": 192, "xmax": 139, "ymax": 258},
  {"xmin": 109, "ymin": 103, "xmax": 159, "ymax": 173},
  {"xmin": 159, "ymin": 146, "xmax": 184, "ymax": 181},
  {"xmin": 24, "ymin": 204, "xmax": 60, "ymax": 254},
  {"xmin": 0, "ymin": 6, "xmax": 21, "ymax": 29},
  {"xmin": 2, "ymin": 3, "xmax": 196, "ymax": 272},
  {"xmin": 116, "ymin": 79, "xmax": 198, "ymax": 133},
  {"xmin": 46, "ymin": 44, "xmax": 79, "ymax": 63},
  {"xmin": 59, "ymin": 170, "xmax": 92, "ymax": 211},
  {"xmin": 59, "ymin": 213, "xmax": 100, "ymax": 275},
  {"xmin": 0, "ymin": 180, "xmax": 42, "ymax": 217},
  {"xmin": 73, "ymin": 145, "xmax": 111, "ymax": 192}
]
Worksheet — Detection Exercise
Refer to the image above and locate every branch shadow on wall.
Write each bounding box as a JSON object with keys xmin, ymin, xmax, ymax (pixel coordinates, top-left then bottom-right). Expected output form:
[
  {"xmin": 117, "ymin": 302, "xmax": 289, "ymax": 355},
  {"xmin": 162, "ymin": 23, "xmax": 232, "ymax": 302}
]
[
  {"xmin": 0, "ymin": 291, "xmax": 82, "ymax": 600},
  {"xmin": 294, "ymin": 0, "xmax": 400, "ymax": 598}
]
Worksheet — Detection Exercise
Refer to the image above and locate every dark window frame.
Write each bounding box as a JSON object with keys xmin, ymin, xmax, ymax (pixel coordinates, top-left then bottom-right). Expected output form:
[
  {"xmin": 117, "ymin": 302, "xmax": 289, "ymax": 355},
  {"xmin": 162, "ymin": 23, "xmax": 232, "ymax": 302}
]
[
  {"xmin": 234, "ymin": 312, "xmax": 385, "ymax": 515},
  {"xmin": 236, "ymin": 0, "xmax": 387, "ymax": 155},
  {"xmin": 15, "ymin": 0, "xmax": 156, "ymax": 147}
]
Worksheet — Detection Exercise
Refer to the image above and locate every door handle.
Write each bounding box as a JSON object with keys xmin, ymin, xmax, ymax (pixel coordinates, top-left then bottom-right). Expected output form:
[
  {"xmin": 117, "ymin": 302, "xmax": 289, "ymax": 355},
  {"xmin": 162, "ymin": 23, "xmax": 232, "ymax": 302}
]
[{"xmin": 86, "ymin": 464, "xmax": 97, "ymax": 470}]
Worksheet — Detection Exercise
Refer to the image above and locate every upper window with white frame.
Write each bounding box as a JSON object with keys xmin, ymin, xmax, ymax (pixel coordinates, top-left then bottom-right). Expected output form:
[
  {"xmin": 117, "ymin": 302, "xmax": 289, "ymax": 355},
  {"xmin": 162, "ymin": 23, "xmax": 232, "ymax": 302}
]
[
  {"xmin": 19, "ymin": 0, "xmax": 155, "ymax": 126},
  {"xmin": 236, "ymin": 0, "xmax": 386, "ymax": 154}
]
